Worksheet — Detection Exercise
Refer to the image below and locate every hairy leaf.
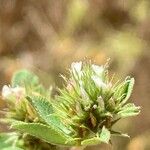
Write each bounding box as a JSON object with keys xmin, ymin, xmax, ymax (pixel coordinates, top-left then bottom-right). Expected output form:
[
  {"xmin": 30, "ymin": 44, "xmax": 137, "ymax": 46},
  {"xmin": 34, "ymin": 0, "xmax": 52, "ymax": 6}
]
[
  {"xmin": 117, "ymin": 103, "xmax": 140, "ymax": 118},
  {"xmin": 121, "ymin": 78, "xmax": 135, "ymax": 105},
  {"xmin": 27, "ymin": 96, "xmax": 72, "ymax": 135},
  {"xmin": 11, "ymin": 69, "xmax": 39, "ymax": 87},
  {"xmin": 27, "ymin": 96, "xmax": 53, "ymax": 116},
  {"xmin": 114, "ymin": 77, "xmax": 134, "ymax": 104},
  {"xmin": 11, "ymin": 69, "xmax": 46, "ymax": 95},
  {"xmin": 11, "ymin": 121, "xmax": 76, "ymax": 146}
]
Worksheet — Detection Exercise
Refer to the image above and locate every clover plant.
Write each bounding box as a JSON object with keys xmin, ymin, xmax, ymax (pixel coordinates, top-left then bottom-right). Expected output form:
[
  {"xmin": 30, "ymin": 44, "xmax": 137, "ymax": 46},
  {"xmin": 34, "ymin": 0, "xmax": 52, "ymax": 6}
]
[{"xmin": 0, "ymin": 61, "xmax": 140, "ymax": 150}]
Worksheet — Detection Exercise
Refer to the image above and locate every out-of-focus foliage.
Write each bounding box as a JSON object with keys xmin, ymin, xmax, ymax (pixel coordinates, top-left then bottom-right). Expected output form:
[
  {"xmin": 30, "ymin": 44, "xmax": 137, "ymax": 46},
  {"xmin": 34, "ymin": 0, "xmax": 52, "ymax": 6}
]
[{"xmin": 0, "ymin": 0, "xmax": 150, "ymax": 149}]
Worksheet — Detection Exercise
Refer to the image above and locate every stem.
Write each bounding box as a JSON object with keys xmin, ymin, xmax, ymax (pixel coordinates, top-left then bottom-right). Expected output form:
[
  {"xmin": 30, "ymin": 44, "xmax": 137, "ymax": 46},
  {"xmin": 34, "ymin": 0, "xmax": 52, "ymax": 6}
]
[{"xmin": 70, "ymin": 146, "xmax": 86, "ymax": 150}]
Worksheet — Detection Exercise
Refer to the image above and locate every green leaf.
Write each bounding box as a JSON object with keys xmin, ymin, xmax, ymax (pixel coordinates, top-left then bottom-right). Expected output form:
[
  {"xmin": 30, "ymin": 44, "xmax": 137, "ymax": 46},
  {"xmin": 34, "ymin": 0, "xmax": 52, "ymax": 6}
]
[
  {"xmin": 11, "ymin": 121, "xmax": 76, "ymax": 146},
  {"xmin": 11, "ymin": 69, "xmax": 39, "ymax": 87},
  {"xmin": 27, "ymin": 96, "xmax": 53, "ymax": 116},
  {"xmin": 27, "ymin": 96, "xmax": 72, "ymax": 135},
  {"xmin": 117, "ymin": 103, "xmax": 140, "ymax": 118},
  {"xmin": 11, "ymin": 70, "xmax": 47, "ymax": 95},
  {"xmin": 121, "ymin": 78, "xmax": 135, "ymax": 105},
  {"xmin": 46, "ymin": 114, "xmax": 72, "ymax": 135},
  {"xmin": 114, "ymin": 77, "xmax": 134, "ymax": 104},
  {"xmin": 99, "ymin": 126, "xmax": 111, "ymax": 144}
]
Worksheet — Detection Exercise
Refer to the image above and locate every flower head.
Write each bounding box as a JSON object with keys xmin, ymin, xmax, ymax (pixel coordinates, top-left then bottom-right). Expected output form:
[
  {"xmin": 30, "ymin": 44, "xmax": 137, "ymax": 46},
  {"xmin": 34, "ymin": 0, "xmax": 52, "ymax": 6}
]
[
  {"xmin": 2, "ymin": 85, "xmax": 25, "ymax": 100},
  {"xmin": 54, "ymin": 61, "xmax": 140, "ymax": 145}
]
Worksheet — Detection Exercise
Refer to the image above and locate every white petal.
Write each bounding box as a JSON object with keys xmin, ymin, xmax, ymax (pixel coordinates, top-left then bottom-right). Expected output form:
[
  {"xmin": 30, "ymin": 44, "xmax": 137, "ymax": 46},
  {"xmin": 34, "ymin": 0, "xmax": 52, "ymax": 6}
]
[
  {"xmin": 2, "ymin": 85, "xmax": 12, "ymax": 99},
  {"xmin": 79, "ymin": 81, "xmax": 89, "ymax": 100},
  {"xmin": 71, "ymin": 61, "xmax": 82, "ymax": 73},
  {"xmin": 92, "ymin": 75, "xmax": 107, "ymax": 88},
  {"xmin": 71, "ymin": 61, "xmax": 82, "ymax": 79},
  {"xmin": 92, "ymin": 64, "xmax": 104, "ymax": 75}
]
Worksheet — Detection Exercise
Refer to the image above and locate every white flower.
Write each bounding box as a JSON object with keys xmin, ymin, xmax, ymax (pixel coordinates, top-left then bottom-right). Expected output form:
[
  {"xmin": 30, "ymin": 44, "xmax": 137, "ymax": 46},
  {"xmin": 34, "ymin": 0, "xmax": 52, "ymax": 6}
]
[
  {"xmin": 71, "ymin": 61, "xmax": 82, "ymax": 73},
  {"xmin": 92, "ymin": 64, "xmax": 104, "ymax": 76},
  {"xmin": 2, "ymin": 85, "xmax": 25, "ymax": 100},
  {"xmin": 71, "ymin": 61, "xmax": 82, "ymax": 79},
  {"xmin": 2, "ymin": 85, "xmax": 12, "ymax": 99},
  {"xmin": 92, "ymin": 75, "xmax": 107, "ymax": 88},
  {"xmin": 93, "ymin": 104, "xmax": 98, "ymax": 109}
]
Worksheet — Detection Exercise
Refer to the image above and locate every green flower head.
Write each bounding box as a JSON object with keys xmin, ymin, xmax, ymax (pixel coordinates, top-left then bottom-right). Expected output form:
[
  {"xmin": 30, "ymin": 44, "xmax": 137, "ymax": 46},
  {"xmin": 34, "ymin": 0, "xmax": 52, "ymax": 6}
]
[
  {"xmin": 54, "ymin": 61, "xmax": 140, "ymax": 145},
  {"xmin": 4, "ymin": 61, "xmax": 140, "ymax": 149}
]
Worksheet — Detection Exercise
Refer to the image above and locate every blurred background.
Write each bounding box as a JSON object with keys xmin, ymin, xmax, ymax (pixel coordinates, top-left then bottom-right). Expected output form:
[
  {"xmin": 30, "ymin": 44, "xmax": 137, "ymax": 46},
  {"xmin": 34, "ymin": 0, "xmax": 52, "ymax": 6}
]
[{"xmin": 0, "ymin": 0, "xmax": 150, "ymax": 149}]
